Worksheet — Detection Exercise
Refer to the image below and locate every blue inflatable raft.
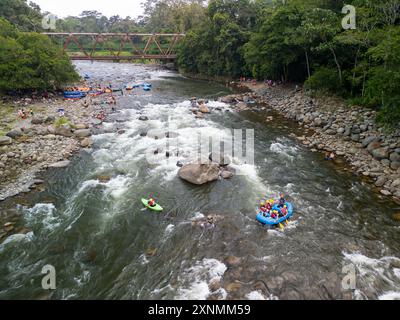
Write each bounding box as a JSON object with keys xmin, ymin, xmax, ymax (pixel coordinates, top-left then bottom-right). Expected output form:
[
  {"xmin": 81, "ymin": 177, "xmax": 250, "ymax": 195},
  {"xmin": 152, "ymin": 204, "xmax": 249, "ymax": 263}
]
[{"xmin": 256, "ymin": 202, "xmax": 294, "ymax": 226}]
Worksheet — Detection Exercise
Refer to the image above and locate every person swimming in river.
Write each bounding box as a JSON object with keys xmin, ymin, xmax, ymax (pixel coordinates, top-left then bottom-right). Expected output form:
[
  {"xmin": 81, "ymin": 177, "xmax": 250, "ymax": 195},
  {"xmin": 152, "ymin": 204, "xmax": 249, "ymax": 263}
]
[{"xmin": 325, "ymin": 152, "xmax": 335, "ymax": 161}]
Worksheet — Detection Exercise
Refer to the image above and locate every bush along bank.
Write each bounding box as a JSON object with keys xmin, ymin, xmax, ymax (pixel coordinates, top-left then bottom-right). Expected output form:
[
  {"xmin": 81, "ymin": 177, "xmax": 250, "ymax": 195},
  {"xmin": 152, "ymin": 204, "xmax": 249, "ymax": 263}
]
[{"xmin": 219, "ymin": 84, "xmax": 400, "ymax": 203}]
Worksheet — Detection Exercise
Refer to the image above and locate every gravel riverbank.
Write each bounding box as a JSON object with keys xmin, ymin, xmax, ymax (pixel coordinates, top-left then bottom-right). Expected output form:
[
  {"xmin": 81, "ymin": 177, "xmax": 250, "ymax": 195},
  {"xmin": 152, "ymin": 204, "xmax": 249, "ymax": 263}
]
[
  {"xmin": 221, "ymin": 83, "xmax": 400, "ymax": 204},
  {"xmin": 0, "ymin": 94, "xmax": 116, "ymax": 201}
]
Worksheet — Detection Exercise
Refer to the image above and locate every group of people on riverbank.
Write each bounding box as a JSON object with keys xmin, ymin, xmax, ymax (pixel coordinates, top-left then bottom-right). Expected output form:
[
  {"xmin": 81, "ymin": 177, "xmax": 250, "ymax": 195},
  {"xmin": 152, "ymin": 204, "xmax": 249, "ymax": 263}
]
[{"xmin": 17, "ymin": 108, "xmax": 33, "ymax": 119}]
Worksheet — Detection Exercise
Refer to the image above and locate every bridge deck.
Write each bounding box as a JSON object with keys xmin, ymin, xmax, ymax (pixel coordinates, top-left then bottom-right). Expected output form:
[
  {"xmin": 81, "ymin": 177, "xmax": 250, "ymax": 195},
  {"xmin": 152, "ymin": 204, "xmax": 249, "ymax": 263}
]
[{"xmin": 43, "ymin": 33, "xmax": 185, "ymax": 61}]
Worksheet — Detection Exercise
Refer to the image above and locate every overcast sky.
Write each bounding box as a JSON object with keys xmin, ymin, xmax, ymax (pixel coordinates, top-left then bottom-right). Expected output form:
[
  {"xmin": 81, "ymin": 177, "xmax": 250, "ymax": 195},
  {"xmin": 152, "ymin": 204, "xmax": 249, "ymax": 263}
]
[{"xmin": 32, "ymin": 0, "xmax": 144, "ymax": 18}]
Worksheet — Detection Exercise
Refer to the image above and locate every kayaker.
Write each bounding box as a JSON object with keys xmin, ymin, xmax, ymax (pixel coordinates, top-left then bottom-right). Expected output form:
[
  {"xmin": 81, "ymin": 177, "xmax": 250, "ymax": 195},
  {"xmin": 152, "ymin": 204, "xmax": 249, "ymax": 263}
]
[{"xmin": 148, "ymin": 198, "xmax": 156, "ymax": 207}]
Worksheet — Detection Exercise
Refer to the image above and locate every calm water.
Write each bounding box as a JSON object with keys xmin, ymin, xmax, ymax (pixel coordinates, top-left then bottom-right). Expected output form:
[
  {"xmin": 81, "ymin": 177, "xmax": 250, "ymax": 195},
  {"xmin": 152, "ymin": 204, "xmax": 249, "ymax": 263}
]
[{"xmin": 0, "ymin": 62, "xmax": 399, "ymax": 300}]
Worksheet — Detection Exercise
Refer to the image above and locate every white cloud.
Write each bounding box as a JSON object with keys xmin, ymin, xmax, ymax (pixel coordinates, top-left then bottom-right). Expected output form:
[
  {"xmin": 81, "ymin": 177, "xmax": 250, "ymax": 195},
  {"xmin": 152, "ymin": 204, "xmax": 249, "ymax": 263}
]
[{"xmin": 32, "ymin": 0, "xmax": 144, "ymax": 18}]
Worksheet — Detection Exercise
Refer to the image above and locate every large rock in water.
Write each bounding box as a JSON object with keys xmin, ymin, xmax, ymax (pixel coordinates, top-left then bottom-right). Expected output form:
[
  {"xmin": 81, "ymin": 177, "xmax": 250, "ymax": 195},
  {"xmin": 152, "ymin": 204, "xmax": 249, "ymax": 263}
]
[
  {"xmin": 178, "ymin": 163, "xmax": 220, "ymax": 185},
  {"xmin": 199, "ymin": 104, "xmax": 210, "ymax": 113}
]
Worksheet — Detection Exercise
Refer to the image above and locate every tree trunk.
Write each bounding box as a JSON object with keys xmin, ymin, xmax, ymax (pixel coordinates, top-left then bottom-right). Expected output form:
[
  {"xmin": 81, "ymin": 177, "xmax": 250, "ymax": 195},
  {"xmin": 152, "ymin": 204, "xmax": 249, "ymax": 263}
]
[
  {"xmin": 330, "ymin": 47, "xmax": 342, "ymax": 83},
  {"xmin": 351, "ymin": 47, "xmax": 360, "ymax": 96},
  {"xmin": 305, "ymin": 50, "xmax": 311, "ymax": 79}
]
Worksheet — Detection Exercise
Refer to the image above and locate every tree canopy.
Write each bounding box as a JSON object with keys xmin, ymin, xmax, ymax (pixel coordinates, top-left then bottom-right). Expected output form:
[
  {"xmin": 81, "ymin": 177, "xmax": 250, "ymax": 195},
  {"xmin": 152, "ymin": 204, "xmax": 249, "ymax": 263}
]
[{"xmin": 0, "ymin": 18, "xmax": 79, "ymax": 92}]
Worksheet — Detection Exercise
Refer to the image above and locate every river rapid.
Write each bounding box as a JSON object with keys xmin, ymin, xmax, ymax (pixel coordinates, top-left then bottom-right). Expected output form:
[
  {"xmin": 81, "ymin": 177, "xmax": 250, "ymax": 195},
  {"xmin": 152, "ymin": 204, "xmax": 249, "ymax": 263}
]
[{"xmin": 0, "ymin": 62, "xmax": 399, "ymax": 300}]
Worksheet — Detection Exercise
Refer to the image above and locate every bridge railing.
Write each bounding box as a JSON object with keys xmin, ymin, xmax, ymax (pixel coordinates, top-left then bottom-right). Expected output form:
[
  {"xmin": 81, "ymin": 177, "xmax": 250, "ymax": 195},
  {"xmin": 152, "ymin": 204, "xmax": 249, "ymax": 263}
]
[{"xmin": 42, "ymin": 33, "xmax": 185, "ymax": 61}]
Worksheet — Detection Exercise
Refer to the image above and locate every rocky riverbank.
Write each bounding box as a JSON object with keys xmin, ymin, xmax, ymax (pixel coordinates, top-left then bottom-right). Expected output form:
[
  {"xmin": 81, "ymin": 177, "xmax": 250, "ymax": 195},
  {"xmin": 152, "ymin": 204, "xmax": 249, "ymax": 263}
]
[
  {"xmin": 0, "ymin": 94, "xmax": 116, "ymax": 201},
  {"xmin": 219, "ymin": 84, "xmax": 400, "ymax": 203}
]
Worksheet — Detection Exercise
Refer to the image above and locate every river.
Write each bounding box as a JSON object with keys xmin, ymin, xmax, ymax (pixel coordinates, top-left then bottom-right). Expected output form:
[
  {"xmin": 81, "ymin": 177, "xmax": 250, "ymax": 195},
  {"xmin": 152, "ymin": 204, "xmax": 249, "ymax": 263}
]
[{"xmin": 0, "ymin": 62, "xmax": 399, "ymax": 300}]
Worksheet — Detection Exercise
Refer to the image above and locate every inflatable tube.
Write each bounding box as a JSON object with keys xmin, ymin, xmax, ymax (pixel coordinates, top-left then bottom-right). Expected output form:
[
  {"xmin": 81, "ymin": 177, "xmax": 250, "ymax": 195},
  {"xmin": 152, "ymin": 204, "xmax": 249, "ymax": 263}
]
[
  {"xmin": 142, "ymin": 83, "xmax": 152, "ymax": 87},
  {"xmin": 143, "ymin": 87, "xmax": 151, "ymax": 91},
  {"xmin": 141, "ymin": 198, "xmax": 163, "ymax": 212},
  {"xmin": 64, "ymin": 93, "xmax": 86, "ymax": 97},
  {"xmin": 64, "ymin": 94, "xmax": 85, "ymax": 98},
  {"xmin": 256, "ymin": 202, "xmax": 293, "ymax": 226}
]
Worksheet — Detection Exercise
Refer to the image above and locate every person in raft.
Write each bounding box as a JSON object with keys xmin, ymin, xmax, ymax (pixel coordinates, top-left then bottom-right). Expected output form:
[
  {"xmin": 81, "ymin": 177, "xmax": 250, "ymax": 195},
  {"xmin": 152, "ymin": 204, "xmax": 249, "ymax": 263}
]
[
  {"xmin": 270, "ymin": 210, "xmax": 279, "ymax": 219},
  {"xmin": 280, "ymin": 205, "xmax": 288, "ymax": 217},
  {"xmin": 278, "ymin": 194, "xmax": 286, "ymax": 208},
  {"xmin": 148, "ymin": 198, "xmax": 156, "ymax": 207},
  {"xmin": 260, "ymin": 202, "xmax": 268, "ymax": 217}
]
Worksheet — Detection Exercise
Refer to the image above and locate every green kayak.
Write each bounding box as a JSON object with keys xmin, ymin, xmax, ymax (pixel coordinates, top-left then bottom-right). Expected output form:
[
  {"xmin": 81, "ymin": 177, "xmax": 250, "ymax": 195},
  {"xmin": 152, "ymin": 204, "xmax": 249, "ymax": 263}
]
[{"xmin": 141, "ymin": 198, "xmax": 163, "ymax": 212}]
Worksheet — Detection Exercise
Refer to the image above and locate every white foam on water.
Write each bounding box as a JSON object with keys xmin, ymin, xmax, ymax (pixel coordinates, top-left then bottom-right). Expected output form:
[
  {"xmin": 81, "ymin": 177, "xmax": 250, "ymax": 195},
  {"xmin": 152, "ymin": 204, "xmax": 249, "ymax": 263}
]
[
  {"xmin": 0, "ymin": 232, "xmax": 34, "ymax": 253},
  {"xmin": 150, "ymin": 284, "xmax": 174, "ymax": 296},
  {"xmin": 164, "ymin": 224, "xmax": 175, "ymax": 236},
  {"xmin": 269, "ymin": 142, "xmax": 298, "ymax": 160},
  {"xmin": 24, "ymin": 203, "xmax": 60, "ymax": 231},
  {"xmin": 192, "ymin": 212, "xmax": 205, "ymax": 220},
  {"xmin": 246, "ymin": 290, "xmax": 266, "ymax": 300},
  {"xmin": 378, "ymin": 291, "xmax": 400, "ymax": 300},
  {"xmin": 139, "ymin": 254, "xmax": 150, "ymax": 265},
  {"xmin": 74, "ymin": 270, "xmax": 91, "ymax": 287},
  {"xmin": 78, "ymin": 179, "xmax": 100, "ymax": 193},
  {"xmin": 104, "ymin": 175, "xmax": 131, "ymax": 198},
  {"xmin": 267, "ymin": 229, "xmax": 286, "ymax": 237},
  {"xmin": 176, "ymin": 258, "xmax": 227, "ymax": 300},
  {"xmin": 343, "ymin": 252, "xmax": 400, "ymax": 297}
]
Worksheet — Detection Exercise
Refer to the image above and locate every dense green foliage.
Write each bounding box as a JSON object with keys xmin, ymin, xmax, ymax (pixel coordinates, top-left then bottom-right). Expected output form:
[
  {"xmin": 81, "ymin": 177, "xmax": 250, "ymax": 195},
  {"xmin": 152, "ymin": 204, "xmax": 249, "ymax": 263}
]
[
  {"xmin": 0, "ymin": 1, "xmax": 79, "ymax": 92},
  {"xmin": 0, "ymin": 18, "xmax": 79, "ymax": 92},
  {"xmin": 176, "ymin": 0, "xmax": 400, "ymax": 126},
  {"xmin": 0, "ymin": 0, "xmax": 42, "ymax": 31},
  {"xmin": 0, "ymin": 0, "xmax": 398, "ymax": 125}
]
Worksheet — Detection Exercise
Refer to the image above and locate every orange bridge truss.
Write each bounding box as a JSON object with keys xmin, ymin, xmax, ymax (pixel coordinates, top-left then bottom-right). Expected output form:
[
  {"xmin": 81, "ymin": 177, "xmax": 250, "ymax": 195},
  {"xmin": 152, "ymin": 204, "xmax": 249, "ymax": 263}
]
[{"xmin": 42, "ymin": 33, "xmax": 185, "ymax": 61}]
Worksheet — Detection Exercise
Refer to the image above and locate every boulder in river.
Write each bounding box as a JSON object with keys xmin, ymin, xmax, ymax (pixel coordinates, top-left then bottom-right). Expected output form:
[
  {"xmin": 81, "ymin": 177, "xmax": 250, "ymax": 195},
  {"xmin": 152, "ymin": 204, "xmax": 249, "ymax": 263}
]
[
  {"xmin": 225, "ymin": 256, "xmax": 241, "ymax": 267},
  {"xmin": 178, "ymin": 163, "xmax": 220, "ymax": 185},
  {"xmin": 139, "ymin": 116, "xmax": 149, "ymax": 121},
  {"xmin": 199, "ymin": 104, "xmax": 210, "ymax": 114},
  {"xmin": 80, "ymin": 137, "xmax": 93, "ymax": 148},
  {"xmin": 220, "ymin": 170, "xmax": 234, "ymax": 179}
]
